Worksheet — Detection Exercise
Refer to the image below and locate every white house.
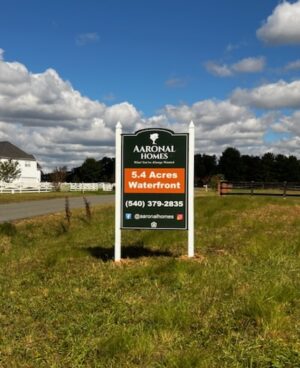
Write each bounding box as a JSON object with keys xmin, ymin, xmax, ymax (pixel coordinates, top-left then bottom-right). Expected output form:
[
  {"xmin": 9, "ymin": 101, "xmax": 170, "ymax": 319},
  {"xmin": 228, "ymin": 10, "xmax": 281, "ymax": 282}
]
[{"xmin": 0, "ymin": 141, "xmax": 41, "ymax": 184}]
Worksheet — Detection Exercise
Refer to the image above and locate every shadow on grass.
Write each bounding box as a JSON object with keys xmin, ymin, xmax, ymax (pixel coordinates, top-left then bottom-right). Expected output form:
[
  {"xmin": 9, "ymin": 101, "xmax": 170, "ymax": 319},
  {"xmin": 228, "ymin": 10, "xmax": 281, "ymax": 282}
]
[{"xmin": 84, "ymin": 242, "xmax": 173, "ymax": 261}]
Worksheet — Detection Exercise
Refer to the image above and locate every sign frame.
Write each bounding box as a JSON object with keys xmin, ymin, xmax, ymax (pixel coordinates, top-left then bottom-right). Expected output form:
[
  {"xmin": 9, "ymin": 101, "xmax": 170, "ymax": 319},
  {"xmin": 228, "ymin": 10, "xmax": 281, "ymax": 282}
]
[
  {"xmin": 114, "ymin": 122, "xmax": 195, "ymax": 261},
  {"xmin": 121, "ymin": 128, "xmax": 189, "ymax": 230}
]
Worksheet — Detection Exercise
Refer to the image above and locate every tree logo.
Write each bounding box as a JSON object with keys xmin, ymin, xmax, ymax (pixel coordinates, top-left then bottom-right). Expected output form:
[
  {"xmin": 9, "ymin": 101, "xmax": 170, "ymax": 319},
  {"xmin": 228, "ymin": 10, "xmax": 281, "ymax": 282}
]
[{"xmin": 150, "ymin": 133, "xmax": 159, "ymax": 144}]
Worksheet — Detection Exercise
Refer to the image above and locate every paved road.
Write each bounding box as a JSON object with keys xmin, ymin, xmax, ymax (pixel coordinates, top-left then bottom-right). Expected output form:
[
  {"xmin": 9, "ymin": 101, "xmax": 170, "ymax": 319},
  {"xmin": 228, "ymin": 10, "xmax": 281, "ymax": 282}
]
[{"xmin": 0, "ymin": 195, "xmax": 114, "ymax": 223}]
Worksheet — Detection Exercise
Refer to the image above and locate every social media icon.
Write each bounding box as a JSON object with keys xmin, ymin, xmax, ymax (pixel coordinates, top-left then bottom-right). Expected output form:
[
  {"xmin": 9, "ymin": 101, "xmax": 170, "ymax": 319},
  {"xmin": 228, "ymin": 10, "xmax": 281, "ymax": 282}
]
[
  {"xmin": 125, "ymin": 213, "xmax": 132, "ymax": 220},
  {"xmin": 177, "ymin": 214, "xmax": 183, "ymax": 221}
]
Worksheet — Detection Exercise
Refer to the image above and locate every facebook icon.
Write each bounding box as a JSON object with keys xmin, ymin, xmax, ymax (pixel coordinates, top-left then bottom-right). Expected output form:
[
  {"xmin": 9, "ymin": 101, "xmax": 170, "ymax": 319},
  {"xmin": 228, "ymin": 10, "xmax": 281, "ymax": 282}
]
[{"xmin": 125, "ymin": 213, "xmax": 132, "ymax": 220}]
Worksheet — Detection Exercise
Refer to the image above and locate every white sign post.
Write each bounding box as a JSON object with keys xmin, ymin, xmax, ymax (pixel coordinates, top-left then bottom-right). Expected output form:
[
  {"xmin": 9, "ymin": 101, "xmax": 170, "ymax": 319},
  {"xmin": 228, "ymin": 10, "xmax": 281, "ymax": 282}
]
[
  {"xmin": 115, "ymin": 122, "xmax": 122, "ymax": 261},
  {"xmin": 114, "ymin": 121, "xmax": 194, "ymax": 261},
  {"xmin": 188, "ymin": 121, "xmax": 195, "ymax": 257}
]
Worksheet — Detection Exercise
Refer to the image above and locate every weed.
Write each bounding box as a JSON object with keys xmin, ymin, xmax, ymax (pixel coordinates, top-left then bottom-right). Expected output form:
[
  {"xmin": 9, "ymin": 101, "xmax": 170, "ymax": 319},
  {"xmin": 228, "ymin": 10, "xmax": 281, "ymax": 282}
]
[
  {"xmin": 0, "ymin": 221, "xmax": 17, "ymax": 236},
  {"xmin": 65, "ymin": 196, "xmax": 71, "ymax": 226},
  {"xmin": 83, "ymin": 196, "xmax": 92, "ymax": 221}
]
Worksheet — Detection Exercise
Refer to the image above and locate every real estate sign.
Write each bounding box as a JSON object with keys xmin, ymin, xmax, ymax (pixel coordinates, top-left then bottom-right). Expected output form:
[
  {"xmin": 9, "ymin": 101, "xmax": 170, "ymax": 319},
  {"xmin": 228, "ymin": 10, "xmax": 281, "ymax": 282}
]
[{"xmin": 121, "ymin": 128, "xmax": 188, "ymax": 229}]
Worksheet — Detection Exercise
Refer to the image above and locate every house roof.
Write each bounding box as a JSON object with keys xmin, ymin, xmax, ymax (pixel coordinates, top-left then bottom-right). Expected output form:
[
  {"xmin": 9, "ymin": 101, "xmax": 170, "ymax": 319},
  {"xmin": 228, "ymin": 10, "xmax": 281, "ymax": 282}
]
[{"xmin": 0, "ymin": 141, "xmax": 36, "ymax": 161}]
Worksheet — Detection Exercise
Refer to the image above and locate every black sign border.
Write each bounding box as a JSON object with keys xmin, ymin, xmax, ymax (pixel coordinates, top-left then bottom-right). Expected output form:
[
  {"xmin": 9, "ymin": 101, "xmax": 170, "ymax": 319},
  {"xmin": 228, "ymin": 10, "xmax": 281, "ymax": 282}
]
[{"xmin": 121, "ymin": 128, "xmax": 189, "ymax": 230}]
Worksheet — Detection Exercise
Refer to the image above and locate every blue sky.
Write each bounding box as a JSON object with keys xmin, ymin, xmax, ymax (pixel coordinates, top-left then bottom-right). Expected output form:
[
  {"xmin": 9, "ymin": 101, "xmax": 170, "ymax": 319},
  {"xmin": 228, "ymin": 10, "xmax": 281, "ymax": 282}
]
[
  {"xmin": 0, "ymin": 0, "xmax": 284, "ymax": 112},
  {"xmin": 1, "ymin": 0, "xmax": 300, "ymax": 170}
]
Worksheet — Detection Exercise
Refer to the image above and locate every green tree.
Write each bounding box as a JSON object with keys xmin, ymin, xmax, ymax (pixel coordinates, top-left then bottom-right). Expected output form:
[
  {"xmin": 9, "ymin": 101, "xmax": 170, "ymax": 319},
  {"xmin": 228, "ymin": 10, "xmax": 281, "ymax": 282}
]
[
  {"xmin": 274, "ymin": 154, "xmax": 288, "ymax": 182},
  {"xmin": 79, "ymin": 158, "xmax": 101, "ymax": 182},
  {"xmin": 0, "ymin": 159, "xmax": 21, "ymax": 183},
  {"xmin": 261, "ymin": 153, "xmax": 276, "ymax": 182},
  {"xmin": 99, "ymin": 157, "xmax": 115, "ymax": 182},
  {"xmin": 241, "ymin": 155, "xmax": 263, "ymax": 181},
  {"xmin": 194, "ymin": 154, "xmax": 217, "ymax": 186},
  {"xmin": 218, "ymin": 147, "xmax": 243, "ymax": 181},
  {"xmin": 285, "ymin": 155, "xmax": 300, "ymax": 182}
]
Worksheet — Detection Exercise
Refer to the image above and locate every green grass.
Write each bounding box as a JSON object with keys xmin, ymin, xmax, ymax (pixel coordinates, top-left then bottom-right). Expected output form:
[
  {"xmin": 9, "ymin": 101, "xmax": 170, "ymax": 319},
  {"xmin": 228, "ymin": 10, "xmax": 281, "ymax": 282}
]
[
  {"xmin": 1, "ymin": 196, "xmax": 300, "ymax": 367},
  {"xmin": 0, "ymin": 190, "xmax": 113, "ymax": 204}
]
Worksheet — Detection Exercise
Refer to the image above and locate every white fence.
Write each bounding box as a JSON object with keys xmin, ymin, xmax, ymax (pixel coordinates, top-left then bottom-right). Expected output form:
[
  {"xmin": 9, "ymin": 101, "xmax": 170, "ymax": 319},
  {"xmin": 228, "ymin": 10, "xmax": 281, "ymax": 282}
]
[
  {"xmin": 69, "ymin": 182, "xmax": 114, "ymax": 192},
  {"xmin": 0, "ymin": 182, "xmax": 115, "ymax": 194},
  {"xmin": 0, "ymin": 182, "xmax": 54, "ymax": 193}
]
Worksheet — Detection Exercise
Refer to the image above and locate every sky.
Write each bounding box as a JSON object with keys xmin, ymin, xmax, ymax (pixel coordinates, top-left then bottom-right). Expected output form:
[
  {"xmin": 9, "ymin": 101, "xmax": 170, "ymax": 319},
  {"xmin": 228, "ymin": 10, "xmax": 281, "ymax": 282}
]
[{"xmin": 1, "ymin": 0, "xmax": 300, "ymax": 171}]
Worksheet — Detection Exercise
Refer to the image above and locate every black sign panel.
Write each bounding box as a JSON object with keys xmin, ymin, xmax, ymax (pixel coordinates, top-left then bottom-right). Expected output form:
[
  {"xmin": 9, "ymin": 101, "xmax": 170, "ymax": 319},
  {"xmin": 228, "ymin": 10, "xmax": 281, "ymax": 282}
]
[{"xmin": 121, "ymin": 128, "xmax": 188, "ymax": 229}]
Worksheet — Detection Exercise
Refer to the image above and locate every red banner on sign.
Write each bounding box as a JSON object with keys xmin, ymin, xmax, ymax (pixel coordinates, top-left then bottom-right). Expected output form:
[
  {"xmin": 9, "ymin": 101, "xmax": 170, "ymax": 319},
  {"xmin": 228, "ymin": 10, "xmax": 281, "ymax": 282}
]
[{"xmin": 124, "ymin": 168, "xmax": 185, "ymax": 193}]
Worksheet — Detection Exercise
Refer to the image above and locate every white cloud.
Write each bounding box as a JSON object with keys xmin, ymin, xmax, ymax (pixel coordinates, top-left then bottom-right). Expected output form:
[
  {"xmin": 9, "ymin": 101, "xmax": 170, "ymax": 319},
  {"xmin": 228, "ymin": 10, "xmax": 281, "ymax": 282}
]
[
  {"xmin": 76, "ymin": 32, "xmax": 99, "ymax": 46},
  {"xmin": 274, "ymin": 111, "xmax": 300, "ymax": 135},
  {"xmin": 0, "ymin": 65, "xmax": 106, "ymax": 127},
  {"xmin": 284, "ymin": 59, "xmax": 300, "ymax": 71},
  {"xmin": 161, "ymin": 100, "xmax": 251, "ymax": 127},
  {"xmin": 257, "ymin": 0, "xmax": 300, "ymax": 44},
  {"xmin": 1, "ymin": 56, "xmax": 300, "ymax": 171},
  {"xmin": 204, "ymin": 61, "xmax": 233, "ymax": 77},
  {"xmin": 268, "ymin": 136, "xmax": 300, "ymax": 157},
  {"xmin": 144, "ymin": 100, "xmax": 267, "ymax": 153},
  {"xmin": 0, "ymin": 60, "xmax": 29, "ymax": 84},
  {"xmin": 103, "ymin": 102, "xmax": 141, "ymax": 131},
  {"xmin": 0, "ymin": 57, "xmax": 141, "ymax": 170},
  {"xmin": 232, "ymin": 57, "xmax": 265, "ymax": 73},
  {"xmin": 231, "ymin": 80, "xmax": 300, "ymax": 109},
  {"xmin": 205, "ymin": 57, "xmax": 265, "ymax": 77},
  {"xmin": 0, "ymin": 48, "xmax": 4, "ymax": 60}
]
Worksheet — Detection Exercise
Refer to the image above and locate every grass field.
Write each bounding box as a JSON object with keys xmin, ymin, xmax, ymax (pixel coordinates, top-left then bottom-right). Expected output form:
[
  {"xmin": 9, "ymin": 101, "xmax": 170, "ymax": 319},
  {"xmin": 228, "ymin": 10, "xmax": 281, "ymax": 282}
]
[
  {"xmin": 1, "ymin": 195, "xmax": 300, "ymax": 367},
  {"xmin": 0, "ymin": 190, "xmax": 112, "ymax": 204}
]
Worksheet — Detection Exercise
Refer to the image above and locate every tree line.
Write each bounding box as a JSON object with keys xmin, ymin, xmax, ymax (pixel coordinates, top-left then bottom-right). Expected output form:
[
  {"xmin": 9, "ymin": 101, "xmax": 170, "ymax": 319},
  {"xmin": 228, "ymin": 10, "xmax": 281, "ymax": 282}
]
[
  {"xmin": 195, "ymin": 147, "xmax": 300, "ymax": 186},
  {"xmin": 41, "ymin": 147, "xmax": 300, "ymax": 186},
  {"xmin": 42, "ymin": 157, "xmax": 115, "ymax": 184}
]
